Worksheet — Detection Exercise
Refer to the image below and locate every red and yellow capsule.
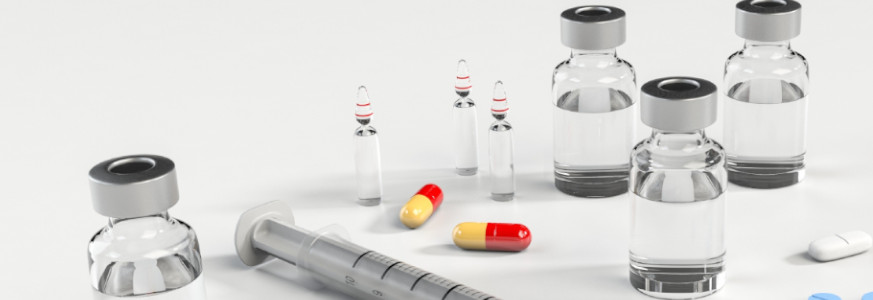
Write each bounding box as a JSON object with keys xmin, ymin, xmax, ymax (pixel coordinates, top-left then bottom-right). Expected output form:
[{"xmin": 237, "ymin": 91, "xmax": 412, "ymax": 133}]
[
  {"xmin": 398, "ymin": 184, "xmax": 443, "ymax": 229},
  {"xmin": 452, "ymin": 222, "xmax": 531, "ymax": 252}
]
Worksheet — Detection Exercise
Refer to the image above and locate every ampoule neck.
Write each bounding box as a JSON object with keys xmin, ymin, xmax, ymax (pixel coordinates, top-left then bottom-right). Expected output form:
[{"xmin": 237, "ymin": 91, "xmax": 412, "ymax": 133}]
[
  {"xmin": 108, "ymin": 211, "xmax": 170, "ymax": 227},
  {"xmin": 490, "ymin": 118, "xmax": 512, "ymax": 132},
  {"xmin": 571, "ymin": 48, "xmax": 617, "ymax": 57}
]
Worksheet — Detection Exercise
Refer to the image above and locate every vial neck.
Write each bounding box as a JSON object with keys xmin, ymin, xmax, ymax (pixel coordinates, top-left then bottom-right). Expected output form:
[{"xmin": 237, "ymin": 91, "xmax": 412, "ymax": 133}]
[
  {"xmin": 744, "ymin": 39, "xmax": 791, "ymax": 50},
  {"xmin": 108, "ymin": 212, "xmax": 170, "ymax": 227},
  {"xmin": 570, "ymin": 48, "xmax": 617, "ymax": 57},
  {"xmin": 650, "ymin": 129, "xmax": 707, "ymax": 149}
]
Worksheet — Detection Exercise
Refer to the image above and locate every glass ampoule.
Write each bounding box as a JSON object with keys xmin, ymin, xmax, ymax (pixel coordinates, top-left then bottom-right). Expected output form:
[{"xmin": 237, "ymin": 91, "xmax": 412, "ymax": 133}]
[
  {"xmin": 453, "ymin": 59, "xmax": 479, "ymax": 176},
  {"xmin": 354, "ymin": 86, "xmax": 383, "ymax": 206},
  {"xmin": 552, "ymin": 6, "xmax": 637, "ymax": 197},
  {"xmin": 724, "ymin": 0, "xmax": 808, "ymax": 188},
  {"xmin": 489, "ymin": 81, "xmax": 515, "ymax": 201},
  {"xmin": 88, "ymin": 155, "xmax": 206, "ymax": 300},
  {"xmin": 629, "ymin": 78, "xmax": 726, "ymax": 299}
]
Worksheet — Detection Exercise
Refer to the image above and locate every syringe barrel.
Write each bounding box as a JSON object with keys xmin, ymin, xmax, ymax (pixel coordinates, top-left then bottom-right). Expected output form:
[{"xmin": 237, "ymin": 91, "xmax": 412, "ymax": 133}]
[
  {"xmin": 252, "ymin": 219, "xmax": 499, "ymax": 300},
  {"xmin": 304, "ymin": 235, "xmax": 500, "ymax": 300}
]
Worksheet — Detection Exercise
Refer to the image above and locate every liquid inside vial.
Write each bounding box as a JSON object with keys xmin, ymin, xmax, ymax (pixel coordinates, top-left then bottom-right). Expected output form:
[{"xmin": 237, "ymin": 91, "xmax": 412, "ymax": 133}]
[
  {"xmin": 355, "ymin": 127, "xmax": 382, "ymax": 205},
  {"xmin": 554, "ymin": 87, "xmax": 634, "ymax": 197},
  {"xmin": 454, "ymin": 99, "xmax": 478, "ymax": 175},
  {"xmin": 629, "ymin": 133, "xmax": 726, "ymax": 299},
  {"xmin": 724, "ymin": 80, "xmax": 806, "ymax": 188}
]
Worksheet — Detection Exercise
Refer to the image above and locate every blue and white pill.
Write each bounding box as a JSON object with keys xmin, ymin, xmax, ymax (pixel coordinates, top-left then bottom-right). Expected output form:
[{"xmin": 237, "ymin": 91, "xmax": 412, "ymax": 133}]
[
  {"xmin": 809, "ymin": 293, "xmax": 841, "ymax": 300},
  {"xmin": 808, "ymin": 231, "xmax": 872, "ymax": 262},
  {"xmin": 863, "ymin": 292, "xmax": 873, "ymax": 300}
]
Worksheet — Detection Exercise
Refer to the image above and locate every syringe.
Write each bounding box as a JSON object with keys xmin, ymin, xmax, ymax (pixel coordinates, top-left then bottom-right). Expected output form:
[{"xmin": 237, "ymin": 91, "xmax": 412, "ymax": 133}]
[{"xmin": 235, "ymin": 201, "xmax": 502, "ymax": 300}]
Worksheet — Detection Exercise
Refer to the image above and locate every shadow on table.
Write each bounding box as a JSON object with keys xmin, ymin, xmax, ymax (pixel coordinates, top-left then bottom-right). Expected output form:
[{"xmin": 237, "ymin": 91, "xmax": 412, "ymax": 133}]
[
  {"xmin": 203, "ymin": 254, "xmax": 353, "ymax": 299},
  {"xmin": 416, "ymin": 243, "xmax": 519, "ymax": 258},
  {"xmin": 493, "ymin": 264, "xmax": 642, "ymax": 298}
]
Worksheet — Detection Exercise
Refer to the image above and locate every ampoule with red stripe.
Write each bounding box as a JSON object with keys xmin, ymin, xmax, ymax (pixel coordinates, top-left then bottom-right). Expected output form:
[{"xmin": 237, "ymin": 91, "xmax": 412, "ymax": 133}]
[
  {"xmin": 488, "ymin": 81, "xmax": 515, "ymax": 201},
  {"xmin": 452, "ymin": 59, "xmax": 479, "ymax": 176},
  {"xmin": 354, "ymin": 86, "xmax": 383, "ymax": 206}
]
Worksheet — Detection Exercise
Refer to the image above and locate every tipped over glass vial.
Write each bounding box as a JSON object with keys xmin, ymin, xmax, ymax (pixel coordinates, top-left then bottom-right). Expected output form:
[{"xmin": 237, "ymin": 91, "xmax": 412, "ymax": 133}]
[
  {"xmin": 629, "ymin": 78, "xmax": 726, "ymax": 299},
  {"xmin": 87, "ymin": 155, "xmax": 206, "ymax": 299},
  {"xmin": 552, "ymin": 6, "xmax": 637, "ymax": 198},
  {"xmin": 354, "ymin": 86, "xmax": 383, "ymax": 206},
  {"xmin": 724, "ymin": 0, "xmax": 808, "ymax": 188},
  {"xmin": 453, "ymin": 59, "xmax": 479, "ymax": 176},
  {"xmin": 489, "ymin": 81, "xmax": 515, "ymax": 201}
]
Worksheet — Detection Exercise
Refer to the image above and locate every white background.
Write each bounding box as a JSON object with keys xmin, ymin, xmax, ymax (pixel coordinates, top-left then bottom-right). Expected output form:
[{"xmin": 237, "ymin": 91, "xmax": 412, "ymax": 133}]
[{"xmin": 1, "ymin": 0, "xmax": 871, "ymax": 299}]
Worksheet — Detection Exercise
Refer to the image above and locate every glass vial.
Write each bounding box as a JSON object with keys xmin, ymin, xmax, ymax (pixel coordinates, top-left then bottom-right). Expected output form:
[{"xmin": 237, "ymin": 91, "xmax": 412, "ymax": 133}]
[
  {"xmin": 552, "ymin": 6, "xmax": 637, "ymax": 198},
  {"xmin": 489, "ymin": 81, "xmax": 515, "ymax": 201},
  {"xmin": 453, "ymin": 59, "xmax": 479, "ymax": 176},
  {"xmin": 354, "ymin": 86, "xmax": 383, "ymax": 206},
  {"xmin": 629, "ymin": 77, "xmax": 726, "ymax": 299},
  {"xmin": 724, "ymin": 0, "xmax": 807, "ymax": 188},
  {"xmin": 87, "ymin": 155, "xmax": 206, "ymax": 300}
]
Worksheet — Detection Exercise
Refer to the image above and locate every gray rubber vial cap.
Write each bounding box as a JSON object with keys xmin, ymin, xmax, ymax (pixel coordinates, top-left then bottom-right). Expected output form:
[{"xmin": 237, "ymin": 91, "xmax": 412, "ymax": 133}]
[
  {"xmin": 641, "ymin": 77, "xmax": 718, "ymax": 132},
  {"xmin": 89, "ymin": 154, "xmax": 180, "ymax": 218},
  {"xmin": 736, "ymin": 0, "xmax": 801, "ymax": 42},
  {"xmin": 560, "ymin": 5, "xmax": 626, "ymax": 50}
]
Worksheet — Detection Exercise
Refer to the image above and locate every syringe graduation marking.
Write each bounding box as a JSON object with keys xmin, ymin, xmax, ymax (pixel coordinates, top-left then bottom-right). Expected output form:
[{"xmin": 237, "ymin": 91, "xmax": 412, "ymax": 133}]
[
  {"xmin": 381, "ymin": 261, "xmax": 402, "ymax": 279},
  {"xmin": 443, "ymin": 285, "xmax": 461, "ymax": 300},
  {"xmin": 410, "ymin": 272, "xmax": 432, "ymax": 291},
  {"xmin": 352, "ymin": 250, "xmax": 372, "ymax": 268}
]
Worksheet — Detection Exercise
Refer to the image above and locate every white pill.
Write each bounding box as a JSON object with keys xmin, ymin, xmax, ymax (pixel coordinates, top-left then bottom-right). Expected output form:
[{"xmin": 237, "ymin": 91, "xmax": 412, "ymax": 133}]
[{"xmin": 808, "ymin": 231, "xmax": 872, "ymax": 262}]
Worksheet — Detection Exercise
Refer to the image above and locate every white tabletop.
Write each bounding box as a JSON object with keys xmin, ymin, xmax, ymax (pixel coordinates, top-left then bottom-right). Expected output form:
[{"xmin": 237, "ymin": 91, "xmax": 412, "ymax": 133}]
[{"xmin": 1, "ymin": 0, "xmax": 871, "ymax": 299}]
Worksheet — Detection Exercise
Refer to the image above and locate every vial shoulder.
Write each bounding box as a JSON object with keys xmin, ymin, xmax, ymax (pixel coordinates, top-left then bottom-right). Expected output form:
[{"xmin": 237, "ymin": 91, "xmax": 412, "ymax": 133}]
[
  {"xmin": 725, "ymin": 48, "xmax": 809, "ymax": 73},
  {"xmin": 88, "ymin": 217, "xmax": 199, "ymax": 259},
  {"xmin": 631, "ymin": 137, "xmax": 726, "ymax": 171},
  {"xmin": 554, "ymin": 56, "xmax": 635, "ymax": 73},
  {"xmin": 725, "ymin": 49, "xmax": 809, "ymax": 88},
  {"xmin": 553, "ymin": 58, "xmax": 636, "ymax": 88}
]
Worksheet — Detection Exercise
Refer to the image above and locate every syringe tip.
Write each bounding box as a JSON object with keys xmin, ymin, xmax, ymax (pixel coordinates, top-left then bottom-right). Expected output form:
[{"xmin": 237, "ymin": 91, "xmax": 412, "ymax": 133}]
[
  {"xmin": 455, "ymin": 59, "xmax": 471, "ymax": 97},
  {"xmin": 491, "ymin": 81, "xmax": 508, "ymax": 116},
  {"xmin": 355, "ymin": 86, "xmax": 373, "ymax": 121}
]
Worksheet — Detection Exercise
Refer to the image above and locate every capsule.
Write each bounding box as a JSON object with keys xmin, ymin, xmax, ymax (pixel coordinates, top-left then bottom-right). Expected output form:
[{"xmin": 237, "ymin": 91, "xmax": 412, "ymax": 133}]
[
  {"xmin": 452, "ymin": 222, "xmax": 531, "ymax": 252},
  {"xmin": 398, "ymin": 184, "xmax": 443, "ymax": 229}
]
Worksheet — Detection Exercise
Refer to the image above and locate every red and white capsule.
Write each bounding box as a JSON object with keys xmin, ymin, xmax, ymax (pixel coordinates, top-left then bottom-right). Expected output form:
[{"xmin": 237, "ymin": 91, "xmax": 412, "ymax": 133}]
[
  {"xmin": 398, "ymin": 184, "xmax": 444, "ymax": 229},
  {"xmin": 452, "ymin": 222, "xmax": 531, "ymax": 252},
  {"xmin": 455, "ymin": 59, "xmax": 472, "ymax": 96}
]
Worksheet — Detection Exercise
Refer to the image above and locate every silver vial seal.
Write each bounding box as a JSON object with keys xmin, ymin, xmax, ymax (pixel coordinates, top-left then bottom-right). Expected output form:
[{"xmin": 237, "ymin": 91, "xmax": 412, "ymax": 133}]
[
  {"xmin": 641, "ymin": 77, "xmax": 718, "ymax": 132},
  {"xmin": 89, "ymin": 154, "xmax": 179, "ymax": 219},
  {"xmin": 736, "ymin": 0, "xmax": 801, "ymax": 42},
  {"xmin": 560, "ymin": 5, "xmax": 626, "ymax": 50}
]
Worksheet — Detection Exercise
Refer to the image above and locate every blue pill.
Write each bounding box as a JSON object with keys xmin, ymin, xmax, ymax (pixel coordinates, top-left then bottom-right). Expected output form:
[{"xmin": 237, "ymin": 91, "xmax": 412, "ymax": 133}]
[
  {"xmin": 862, "ymin": 292, "xmax": 873, "ymax": 300},
  {"xmin": 809, "ymin": 294, "xmax": 840, "ymax": 300}
]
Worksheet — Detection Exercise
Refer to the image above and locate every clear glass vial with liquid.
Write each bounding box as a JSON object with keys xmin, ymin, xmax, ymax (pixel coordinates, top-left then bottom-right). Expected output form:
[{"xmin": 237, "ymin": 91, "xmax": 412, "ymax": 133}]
[
  {"xmin": 552, "ymin": 5, "xmax": 637, "ymax": 197},
  {"xmin": 87, "ymin": 155, "xmax": 206, "ymax": 300},
  {"xmin": 630, "ymin": 78, "xmax": 727, "ymax": 299},
  {"xmin": 724, "ymin": 0, "xmax": 808, "ymax": 188},
  {"xmin": 454, "ymin": 59, "xmax": 479, "ymax": 176},
  {"xmin": 489, "ymin": 81, "xmax": 515, "ymax": 201},
  {"xmin": 354, "ymin": 86, "xmax": 383, "ymax": 206}
]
